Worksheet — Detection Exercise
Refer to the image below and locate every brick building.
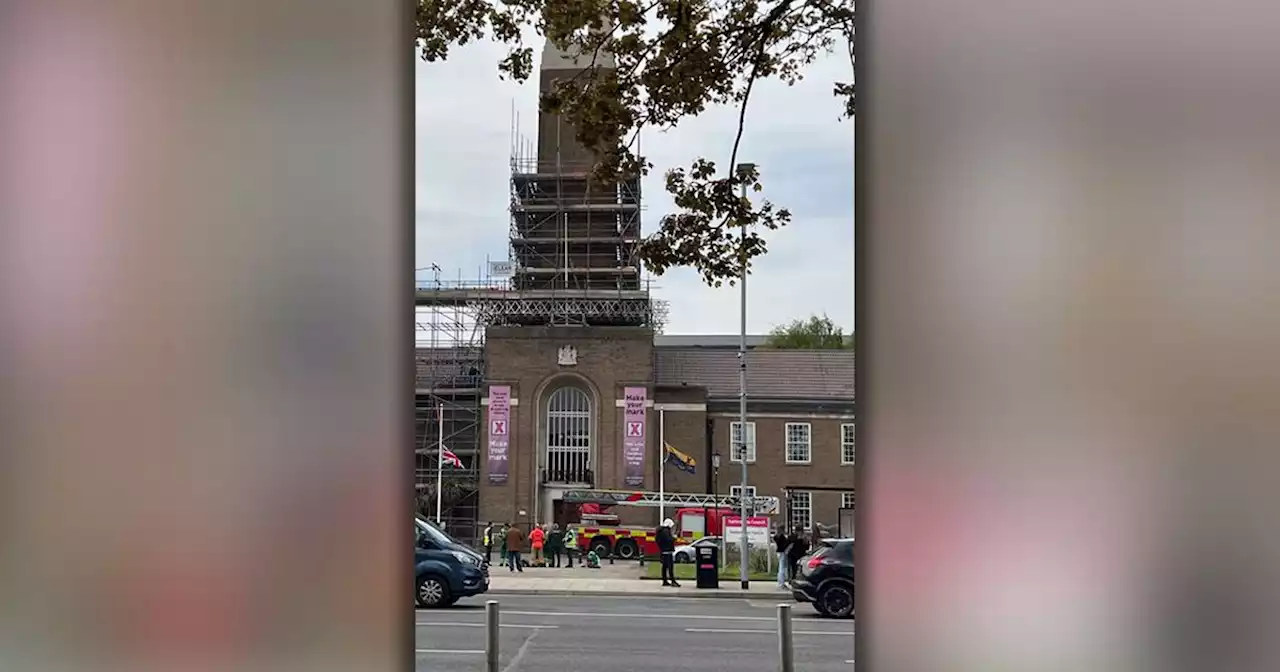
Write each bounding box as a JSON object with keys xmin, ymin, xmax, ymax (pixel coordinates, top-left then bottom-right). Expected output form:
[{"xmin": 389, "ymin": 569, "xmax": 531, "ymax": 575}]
[
  {"xmin": 413, "ymin": 37, "xmax": 853, "ymax": 542},
  {"xmin": 470, "ymin": 328, "xmax": 854, "ymax": 532}
]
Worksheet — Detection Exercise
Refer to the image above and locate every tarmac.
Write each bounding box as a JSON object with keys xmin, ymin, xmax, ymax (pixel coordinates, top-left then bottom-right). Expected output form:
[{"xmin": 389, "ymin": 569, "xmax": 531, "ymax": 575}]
[{"xmin": 415, "ymin": 593, "xmax": 854, "ymax": 672}]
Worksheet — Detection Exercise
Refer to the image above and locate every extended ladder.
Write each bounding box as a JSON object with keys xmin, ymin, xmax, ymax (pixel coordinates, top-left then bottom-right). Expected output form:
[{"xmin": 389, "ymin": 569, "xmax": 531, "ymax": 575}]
[{"xmin": 560, "ymin": 488, "xmax": 780, "ymax": 514}]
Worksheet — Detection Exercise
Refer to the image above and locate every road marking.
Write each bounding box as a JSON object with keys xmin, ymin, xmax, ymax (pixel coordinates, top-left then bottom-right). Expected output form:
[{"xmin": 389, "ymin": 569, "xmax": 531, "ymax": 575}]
[
  {"xmin": 685, "ymin": 628, "xmax": 854, "ymax": 637},
  {"xmin": 498, "ymin": 609, "xmax": 778, "ymax": 622},
  {"xmin": 747, "ymin": 599, "xmax": 796, "ymax": 608},
  {"xmin": 415, "ymin": 649, "xmax": 484, "ymax": 655},
  {"xmin": 845, "ymin": 660, "xmax": 855, "ymax": 664},
  {"xmin": 501, "ymin": 630, "xmax": 541, "ymax": 672},
  {"xmin": 416, "ymin": 622, "xmax": 558, "ymax": 630}
]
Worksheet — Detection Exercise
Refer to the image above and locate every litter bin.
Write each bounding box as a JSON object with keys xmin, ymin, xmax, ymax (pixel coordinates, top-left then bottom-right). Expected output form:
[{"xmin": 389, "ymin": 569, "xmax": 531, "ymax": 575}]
[{"xmin": 695, "ymin": 545, "xmax": 720, "ymax": 589}]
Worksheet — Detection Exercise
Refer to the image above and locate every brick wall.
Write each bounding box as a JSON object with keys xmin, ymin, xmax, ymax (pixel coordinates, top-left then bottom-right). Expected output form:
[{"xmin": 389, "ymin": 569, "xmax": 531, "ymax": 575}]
[
  {"xmin": 471, "ymin": 324, "xmax": 854, "ymax": 532},
  {"xmin": 710, "ymin": 414, "xmax": 855, "ymax": 531},
  {"xmin": 644, "ymin": 385, "xmax": 709, "ymax": 527},
  {"xmin": 478, "ymin": 325, "xmax": 653, "ymax": 526}
]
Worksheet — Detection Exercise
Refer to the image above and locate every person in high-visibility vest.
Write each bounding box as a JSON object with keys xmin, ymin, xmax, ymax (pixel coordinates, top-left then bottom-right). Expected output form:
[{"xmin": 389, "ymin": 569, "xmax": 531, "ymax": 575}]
[
  {"xmin": 563, "ymin": 527, "xmax": 577, "ymax": 568},
  {"xmin": 529, "ymin": 525, "xmax": 546, "ymax": 566},
  {"xmin": 482, "ymin": 522, "xmax": 494, "ymax": 565},
  {"xmin": 496, "ymin": 524, "xmax": 509, "ymax": 565}
]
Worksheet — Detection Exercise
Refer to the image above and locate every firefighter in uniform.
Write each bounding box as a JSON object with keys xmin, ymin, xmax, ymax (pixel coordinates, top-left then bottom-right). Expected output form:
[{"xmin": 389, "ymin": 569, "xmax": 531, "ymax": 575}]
[{"xmin": 657, "ymin": 518, "xmax": 680, "ymax": 587}]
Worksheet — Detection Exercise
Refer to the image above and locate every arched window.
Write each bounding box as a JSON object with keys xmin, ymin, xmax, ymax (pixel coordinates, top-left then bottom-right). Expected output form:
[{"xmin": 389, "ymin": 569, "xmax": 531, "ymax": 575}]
[{"xmin": 545, "ymin": 386, "xmax": 592, "ymax": 483}]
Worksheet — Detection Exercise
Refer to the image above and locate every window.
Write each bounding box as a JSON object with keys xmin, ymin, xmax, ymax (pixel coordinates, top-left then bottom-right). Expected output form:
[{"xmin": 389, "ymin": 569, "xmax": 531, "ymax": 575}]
[
  {"xmin": 729, "ymin": 422, "xmax": 756, "ymax": 463},
  {"xmin": 545, "ymin": 386, "xmax": 591, "ymax": 481},
  {"xmin": 841, "ymin": 492, "xmax": 856, "ymax": 510},
  {"xmin": 841, "ymin": 423, "xmax": 856, "ymax": 465},
  {"xmin": 788, "ymin": 491, "xmax": 812, "ymax": 531},
  {"xmin": 729, "ymin": 485, "xmax": 757, "ymax": 500},
  {"xmin": 785, "ymin": 423, "xmax": 812, "ymax": 464}
]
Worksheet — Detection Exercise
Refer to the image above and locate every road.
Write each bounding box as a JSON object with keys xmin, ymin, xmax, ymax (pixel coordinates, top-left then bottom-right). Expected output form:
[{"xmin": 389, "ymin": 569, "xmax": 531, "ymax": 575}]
[{"xmin": 415, "ymin": 594, "xmax": 854, "ymax": 672}]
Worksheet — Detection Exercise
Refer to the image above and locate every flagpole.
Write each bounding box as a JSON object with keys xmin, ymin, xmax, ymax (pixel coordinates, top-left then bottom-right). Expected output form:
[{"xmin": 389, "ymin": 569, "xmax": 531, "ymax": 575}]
[
  {"xmin": 436, "ymin": 401, "xmax": 444, "ymax": 525},
  {"xmin": 659, "ymin": 408, "xmax": 666, "ymax": 523}
]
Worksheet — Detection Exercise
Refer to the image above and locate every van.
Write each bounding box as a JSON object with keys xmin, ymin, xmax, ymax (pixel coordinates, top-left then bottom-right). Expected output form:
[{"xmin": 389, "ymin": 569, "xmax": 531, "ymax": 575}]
[{"xmin": 414, "ymin": 517, "xmax": 489, "ymax": 608}]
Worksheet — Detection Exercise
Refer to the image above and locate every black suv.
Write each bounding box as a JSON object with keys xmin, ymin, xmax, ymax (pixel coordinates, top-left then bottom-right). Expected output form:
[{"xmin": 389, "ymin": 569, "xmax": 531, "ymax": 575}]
[
  {"xmin": 791, "ymin": 538, "xmax": 854, "ymax": 618},
  {"xmin": 415, "ymin": 517, "xmax": 489, "ymax": 608}
]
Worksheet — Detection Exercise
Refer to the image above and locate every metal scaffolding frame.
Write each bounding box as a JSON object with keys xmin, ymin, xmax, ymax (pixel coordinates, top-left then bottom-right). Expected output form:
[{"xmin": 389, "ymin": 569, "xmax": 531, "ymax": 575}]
[
  {"xmin": 416, "ymin": 282, "xmax": 667, "ymax": 330},
  {"xmin": 509, "ymin": 138, "xmax": 644, "ymax": 294},
  {"xmin": 414, "ymin": 268, "xmax": 486, "ymax": 540}
]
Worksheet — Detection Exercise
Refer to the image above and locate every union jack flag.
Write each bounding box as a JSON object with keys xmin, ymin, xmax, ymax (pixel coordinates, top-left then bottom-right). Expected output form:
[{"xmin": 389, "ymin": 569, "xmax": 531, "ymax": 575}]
[{"xmin": 440, "ymin": 446, "xmax": 464, "ymax": 469}]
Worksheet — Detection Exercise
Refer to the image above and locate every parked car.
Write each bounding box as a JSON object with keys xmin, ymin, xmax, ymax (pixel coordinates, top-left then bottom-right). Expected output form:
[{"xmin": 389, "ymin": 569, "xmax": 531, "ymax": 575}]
[
  {"xmin": 674, "ymin": 536, "xmax": 722, "ymax": 563},
  {"xmin": 791, "ymin": 538, "xmax": 853, "ymax": 618},
  {"xmin": 415, "ymin": 516, "xmax": 488, "ymax": 608}
]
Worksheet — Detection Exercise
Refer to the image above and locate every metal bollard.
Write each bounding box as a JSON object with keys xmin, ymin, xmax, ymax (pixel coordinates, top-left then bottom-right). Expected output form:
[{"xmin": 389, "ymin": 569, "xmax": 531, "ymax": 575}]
[
  {"xmin": 777, "ymin": 604, "xmax": 794, "ymax": 672},
  {"xmin": 485, "ymin": 600, "xmax": 500, "ymax": 672}
]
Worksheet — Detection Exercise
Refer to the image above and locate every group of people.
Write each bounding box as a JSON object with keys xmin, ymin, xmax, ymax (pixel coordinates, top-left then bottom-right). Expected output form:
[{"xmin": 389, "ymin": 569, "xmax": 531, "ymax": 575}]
[
  {"xmin": 483, "ymin": 522, "xmax": 599, "ymax": 572},
  {"xmin": 773, "ymin": 528, "xmax": 813, "ymax": 588}
]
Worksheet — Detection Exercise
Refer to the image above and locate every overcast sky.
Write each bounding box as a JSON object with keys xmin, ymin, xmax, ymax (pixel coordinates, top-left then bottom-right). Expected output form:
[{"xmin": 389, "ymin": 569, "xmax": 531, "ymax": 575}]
[{"xmin": 415, "ymin": 38, "xmax": 853, "ymax": 336}]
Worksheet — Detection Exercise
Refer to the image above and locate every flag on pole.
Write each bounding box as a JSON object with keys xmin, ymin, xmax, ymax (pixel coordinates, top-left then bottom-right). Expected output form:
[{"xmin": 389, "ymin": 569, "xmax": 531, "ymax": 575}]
[
  {"xmin": 664, "ymin": 442, "xmax": 697, "ymax": 474},
  {"xmin": 440, "ymin": 446, "xmax": 464, "ymax": 469}
]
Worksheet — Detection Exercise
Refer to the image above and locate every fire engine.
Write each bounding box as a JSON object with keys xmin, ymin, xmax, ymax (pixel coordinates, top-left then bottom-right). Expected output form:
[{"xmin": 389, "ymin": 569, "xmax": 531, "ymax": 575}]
[{"xmin": 560, "ymin": 489, "xmax": 781, "ymax": 560}]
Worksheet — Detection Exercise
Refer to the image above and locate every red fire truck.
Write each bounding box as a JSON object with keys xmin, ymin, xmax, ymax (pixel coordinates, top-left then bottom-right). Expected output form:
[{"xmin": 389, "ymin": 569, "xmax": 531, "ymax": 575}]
[{"xmin": 560, "ymin": 489, "xmax": 781, "ymax": 560}]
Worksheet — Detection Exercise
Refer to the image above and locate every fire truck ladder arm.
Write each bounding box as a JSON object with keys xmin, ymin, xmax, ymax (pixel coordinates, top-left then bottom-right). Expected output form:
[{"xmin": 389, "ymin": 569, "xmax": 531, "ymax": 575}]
[{"xmin": 559, "ymin": 488, "xmax": 779, "ymax": 513}]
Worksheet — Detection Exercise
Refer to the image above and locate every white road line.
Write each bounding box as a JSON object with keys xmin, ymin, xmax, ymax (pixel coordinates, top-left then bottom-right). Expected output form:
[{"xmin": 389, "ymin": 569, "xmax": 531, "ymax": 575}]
[
  {"xmin": 415, "ymin": 649, "xmax": 484, "ymax": 655},
  {"xmin": 685, "ymin": 628, "xmax": 854, "ymax": 637},
  {"xmin": 416, "ymin": 622, "xmax": 558, "ymax": 630},
  {"xmin": 497, "ymin": 609, "xmax": 777, "ymax": 622},
  {"xmin": 501, "ymin": 630, "xmax": 541, "ymax": 672},
  {"xmin": 845, "ymin": 660, "xmax": 855, "ymax": 664}
]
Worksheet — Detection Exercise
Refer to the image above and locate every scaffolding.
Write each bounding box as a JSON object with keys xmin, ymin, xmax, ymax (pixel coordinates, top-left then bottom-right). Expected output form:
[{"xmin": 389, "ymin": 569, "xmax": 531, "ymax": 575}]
[
  {"xmin": 414, "ymin": 268, "xmax": 487, "ymax": 542},
  {"xmin": 416, "ymin": 282, "xmax": 665, "ymax": 330},
  {"xmin": 412, "ymin": 73, "xmax": 668, "ymax": 539},
  {"xmin": 509, "ymin": 119, "xmax": 644, "ymax": 294}
]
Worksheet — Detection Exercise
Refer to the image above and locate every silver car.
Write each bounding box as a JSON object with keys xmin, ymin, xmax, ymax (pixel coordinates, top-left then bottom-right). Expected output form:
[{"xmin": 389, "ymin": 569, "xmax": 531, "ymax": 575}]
[{"xmin": 673, "ymin": 536, "xmax": 722, "ymax": 563}]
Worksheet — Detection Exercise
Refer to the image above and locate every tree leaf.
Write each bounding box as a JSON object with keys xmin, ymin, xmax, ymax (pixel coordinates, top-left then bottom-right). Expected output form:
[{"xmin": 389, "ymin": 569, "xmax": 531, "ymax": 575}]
[{"xmin": 417, "ymin": 0, "xmax": 855, "ymax": 286}]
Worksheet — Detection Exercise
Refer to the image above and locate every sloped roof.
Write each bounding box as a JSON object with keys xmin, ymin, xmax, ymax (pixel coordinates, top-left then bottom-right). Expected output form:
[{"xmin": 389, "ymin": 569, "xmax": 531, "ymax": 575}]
[
  {"xmin": 653, "ymin": 334, "xmax": 772, "ymax": 348},
  {"xmin": 654, "ymin": 347, "xmax": 855, "ymax": 400}
]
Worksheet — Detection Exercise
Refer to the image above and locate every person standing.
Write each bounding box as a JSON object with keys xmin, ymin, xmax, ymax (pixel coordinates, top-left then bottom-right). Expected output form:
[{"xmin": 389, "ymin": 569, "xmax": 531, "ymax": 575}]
[
  {"xmin": 482, "ymin": 522, "xmax": 494, "ymax": 565},
  {"xmin": 505, "ymin": 523, "xmax": 525, "ymax": 573},
  {"xmin": 563, "ymin": 526, "xmax": 577, "ymax": 568},
  {"xmin": 786, "ymin": 528, "xmax": 809, "ymax": 582},
  {"xmin": 495, "ymin": 524, "xmax": 508, "ymax": 566},
  {"xmin": 656, "ymin": 518, "xmax": 680, "ymax": 587},
  {"xmin": 547, "ymin": 523, "xmax": 562, "ymax": 568},
  {"xmin": 774, "ymin": 527, "xmax": 792, "ymax": 588},
  {"xmin": 529, "ymin": 524, "xmax": 546, "ymax": 567}
]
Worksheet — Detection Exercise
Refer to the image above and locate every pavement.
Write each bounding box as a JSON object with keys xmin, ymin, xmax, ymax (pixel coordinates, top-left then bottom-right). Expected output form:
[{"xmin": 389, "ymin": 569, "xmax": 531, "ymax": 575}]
[
  {"xmin": 484, "ymin": 561, "xmax": 791, "ymax": 599},
  {"xmin": 415, "ymin": 594, "xmax": 855, "ymax": 671}
]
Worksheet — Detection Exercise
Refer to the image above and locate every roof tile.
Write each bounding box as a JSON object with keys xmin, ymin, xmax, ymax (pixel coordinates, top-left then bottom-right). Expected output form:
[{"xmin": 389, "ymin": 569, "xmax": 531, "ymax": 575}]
[{"xmin": 654, "ymin": 347, "xmax": 854, "ymax": 400}]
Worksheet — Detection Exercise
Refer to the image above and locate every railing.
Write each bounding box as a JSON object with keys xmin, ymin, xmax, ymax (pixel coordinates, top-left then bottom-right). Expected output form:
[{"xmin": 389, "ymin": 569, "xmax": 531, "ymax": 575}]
[
  {"xmin": 415, "ymin": 278, "xmax": 511, "ymax": 291},
  {"xmin": 541, "ymin": 467, "xmax": 594, "ymax": 486},
  {"xmin": 416, "ymin": 373, "xmax": 483, "ymax": 389}
]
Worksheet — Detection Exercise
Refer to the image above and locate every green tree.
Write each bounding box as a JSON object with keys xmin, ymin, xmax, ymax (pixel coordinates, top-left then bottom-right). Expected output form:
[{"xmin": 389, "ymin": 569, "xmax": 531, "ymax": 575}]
[
  {"xmin": 766, "ymin": 313, "xmax": 851, "ymax": 349},
  {"xmin": 417, "ymin": 0, "xmax": 855, "ymax": 287}
]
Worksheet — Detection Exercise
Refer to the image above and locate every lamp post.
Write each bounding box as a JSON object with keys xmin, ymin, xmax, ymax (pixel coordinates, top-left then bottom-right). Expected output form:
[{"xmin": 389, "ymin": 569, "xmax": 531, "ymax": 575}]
[
  {"xmin": 712, "ymin": 451, "xmax": 721, "ymax": 495},
  {"xmin": 736, "ymin": 162, "xmax": 755, "ymax": 590}
]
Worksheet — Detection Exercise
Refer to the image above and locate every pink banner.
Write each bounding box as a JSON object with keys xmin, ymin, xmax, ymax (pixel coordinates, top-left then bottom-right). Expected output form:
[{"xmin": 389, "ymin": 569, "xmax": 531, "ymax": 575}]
[
  {"xmin": 487, "ymin": 385, "xmax": 511, "ymax": 484},
  {"xmin": 622, "ymin": 386, "xmax": 647, "ymax": 486}
]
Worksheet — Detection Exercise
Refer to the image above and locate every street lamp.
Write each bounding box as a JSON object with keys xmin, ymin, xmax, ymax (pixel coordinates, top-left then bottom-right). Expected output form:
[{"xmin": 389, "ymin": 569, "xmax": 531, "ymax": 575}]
[{"xmin": 735, "ymin": 162, "xmax": 755, "ymax": 591}]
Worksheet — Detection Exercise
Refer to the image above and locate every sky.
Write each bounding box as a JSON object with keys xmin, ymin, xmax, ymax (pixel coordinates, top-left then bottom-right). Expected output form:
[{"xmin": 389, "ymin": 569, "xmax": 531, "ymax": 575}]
[{"xmin": 415, "ymin": 35, "xmax": 854, "ymax": 336}]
